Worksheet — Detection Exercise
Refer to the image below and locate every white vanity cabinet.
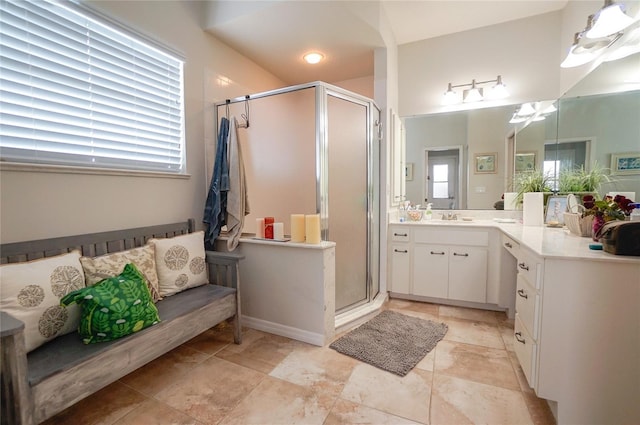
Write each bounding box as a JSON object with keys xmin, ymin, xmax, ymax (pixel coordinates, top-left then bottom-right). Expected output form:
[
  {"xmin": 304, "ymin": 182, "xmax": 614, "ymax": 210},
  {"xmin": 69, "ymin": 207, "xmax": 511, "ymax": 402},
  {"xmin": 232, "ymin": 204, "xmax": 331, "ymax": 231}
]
[
  {"xmin": 499, "ymin": 228, "xmax": 640, "ymax": 425},
  {"xmin": 389, "ymin": 225, "xmax": 489, "ymax": 304},
  {"xmin": 390, "ymin": 228, "xmax": 411, "ymax": 294},
  {"xmin": 512, "ymin": 246, "xmax": 543, "ymax": 388}
]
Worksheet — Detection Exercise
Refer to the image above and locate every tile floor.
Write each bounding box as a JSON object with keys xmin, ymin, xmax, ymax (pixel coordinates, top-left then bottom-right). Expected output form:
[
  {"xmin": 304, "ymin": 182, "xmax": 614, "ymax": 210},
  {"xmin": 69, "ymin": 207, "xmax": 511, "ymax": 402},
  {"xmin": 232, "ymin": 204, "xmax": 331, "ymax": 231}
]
[{"xmin": 43, "ymin": 299, "xmax": 556, "ymax": 425}]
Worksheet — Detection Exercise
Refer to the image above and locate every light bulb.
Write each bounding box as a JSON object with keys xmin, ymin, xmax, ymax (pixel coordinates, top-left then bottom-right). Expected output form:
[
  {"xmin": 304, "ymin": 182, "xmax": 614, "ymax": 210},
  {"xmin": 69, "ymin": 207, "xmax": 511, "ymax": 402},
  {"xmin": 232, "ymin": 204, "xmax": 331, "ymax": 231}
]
[{"xmin": 303, "ymin": 52, "xmax": 324, "ymax": 64}]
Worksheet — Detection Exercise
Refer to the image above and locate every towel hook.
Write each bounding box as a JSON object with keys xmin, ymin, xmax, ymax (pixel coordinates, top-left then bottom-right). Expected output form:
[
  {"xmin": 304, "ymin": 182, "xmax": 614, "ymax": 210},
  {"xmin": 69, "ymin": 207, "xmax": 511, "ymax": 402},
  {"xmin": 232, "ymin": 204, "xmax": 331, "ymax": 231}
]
[
  {"xmin": 238, "ymin": 95, "xmax": 250, "ymax": 128},
  {"xmin": 225, "ymin": 99, "xmax": 230, "ymax": 120}
]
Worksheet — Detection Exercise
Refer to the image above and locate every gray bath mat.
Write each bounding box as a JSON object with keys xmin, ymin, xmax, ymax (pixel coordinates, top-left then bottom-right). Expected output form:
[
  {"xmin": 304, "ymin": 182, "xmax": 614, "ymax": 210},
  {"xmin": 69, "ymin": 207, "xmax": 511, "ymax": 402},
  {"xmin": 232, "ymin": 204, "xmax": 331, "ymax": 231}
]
[{"xmin": 330, "ymin": 310, "xmax": 448, "ymax": 377}]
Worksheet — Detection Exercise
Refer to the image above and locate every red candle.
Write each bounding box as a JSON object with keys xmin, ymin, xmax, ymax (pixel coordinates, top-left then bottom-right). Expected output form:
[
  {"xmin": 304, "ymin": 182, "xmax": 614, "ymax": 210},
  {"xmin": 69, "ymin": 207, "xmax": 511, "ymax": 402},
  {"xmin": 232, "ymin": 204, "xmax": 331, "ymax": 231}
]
[{"xmin": 264, "ymin": 216, "xmax": 274, "ymax": 239}]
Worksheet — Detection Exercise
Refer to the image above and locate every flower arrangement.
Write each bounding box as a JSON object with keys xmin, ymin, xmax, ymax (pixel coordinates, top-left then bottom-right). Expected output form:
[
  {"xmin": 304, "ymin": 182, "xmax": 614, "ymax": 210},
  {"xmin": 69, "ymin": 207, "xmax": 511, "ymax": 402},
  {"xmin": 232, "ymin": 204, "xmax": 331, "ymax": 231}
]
[
  {"xmin": 582, "ymin": 194, "xmax": 636, "ymax": 221},
  {"xmin": 582, "ymin": 194, "xmax": 636, "ymax": 240}
]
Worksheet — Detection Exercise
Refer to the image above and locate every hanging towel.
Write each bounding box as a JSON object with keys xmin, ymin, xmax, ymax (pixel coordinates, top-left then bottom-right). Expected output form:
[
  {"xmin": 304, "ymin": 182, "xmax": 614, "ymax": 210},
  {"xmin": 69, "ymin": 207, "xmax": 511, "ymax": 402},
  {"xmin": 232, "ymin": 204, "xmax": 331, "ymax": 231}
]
[
  {"xmin": 226, "ymin": 116, "xmax": 250, "ymax": 251},
  {"xmin": 203, "ymin": 117, "xmax": 230, "ymax": 248}
]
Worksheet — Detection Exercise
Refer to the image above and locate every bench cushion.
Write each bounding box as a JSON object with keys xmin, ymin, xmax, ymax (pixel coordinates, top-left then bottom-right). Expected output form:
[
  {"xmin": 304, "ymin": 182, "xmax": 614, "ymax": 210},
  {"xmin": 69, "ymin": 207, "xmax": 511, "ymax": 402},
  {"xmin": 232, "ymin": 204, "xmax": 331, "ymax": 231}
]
[{"xmin": 27, "ymin": 283, "xmax": 235, "ymax": 386}]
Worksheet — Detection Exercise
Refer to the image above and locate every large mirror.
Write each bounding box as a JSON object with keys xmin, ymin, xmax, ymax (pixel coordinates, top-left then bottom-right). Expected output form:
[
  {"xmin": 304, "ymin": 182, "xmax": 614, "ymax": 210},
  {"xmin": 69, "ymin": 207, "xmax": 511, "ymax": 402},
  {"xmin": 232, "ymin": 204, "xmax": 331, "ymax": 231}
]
[
  {"xmin": 404, "ymin": 105, "xmax": 514, "ymax": 210},
  {"xmin": 554, "ymin": 53, "xmax": 640, "ymax": 200},
  {"xmin": 403, "ymin": 51, "xmax": 640, "ymax": 209}
]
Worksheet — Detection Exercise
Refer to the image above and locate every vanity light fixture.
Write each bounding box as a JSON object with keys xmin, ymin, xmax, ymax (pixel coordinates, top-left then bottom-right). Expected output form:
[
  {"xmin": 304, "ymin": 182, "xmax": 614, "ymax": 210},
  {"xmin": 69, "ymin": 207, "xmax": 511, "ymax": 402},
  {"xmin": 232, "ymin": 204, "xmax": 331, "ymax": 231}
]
[
  {"xmin": 463, "ymin": 80, "xmax": 483, "ymax": 103},
  {"xmin": 604, "ymin": 24, "xmax": 640, "ymax": 61},
  {"xmin": 303, "ymin": 52, "xmax": 324, "ymax": 64},
  {"xmin": 441, "ymin": 75, "xmax": 508, "ymax": 105},
  {"xmin": 509, "ymin": 101, "xmax": 556, "ymax": 124},
  {"xmin": 561, "ymin": 6, "xmax": 635, "ymax": 68},
  {"xmin": 442, "ymin": 83, "xmax": 459, "ymax": 105},
  {"xmin": 586, "ymin": 0, "xmax": 635, "ymax": 39}
]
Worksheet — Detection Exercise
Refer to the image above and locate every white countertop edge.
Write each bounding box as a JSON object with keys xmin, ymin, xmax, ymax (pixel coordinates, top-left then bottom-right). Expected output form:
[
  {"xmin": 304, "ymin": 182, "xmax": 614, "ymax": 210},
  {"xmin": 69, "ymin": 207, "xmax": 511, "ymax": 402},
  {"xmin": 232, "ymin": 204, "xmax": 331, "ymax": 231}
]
[
  {"xmin": 390, "ymin": 220, "xmax": 640, "ymax": 264},
  {"xmin": 218, "ymin": 233, "xmax": 336, "ymax": 250}
]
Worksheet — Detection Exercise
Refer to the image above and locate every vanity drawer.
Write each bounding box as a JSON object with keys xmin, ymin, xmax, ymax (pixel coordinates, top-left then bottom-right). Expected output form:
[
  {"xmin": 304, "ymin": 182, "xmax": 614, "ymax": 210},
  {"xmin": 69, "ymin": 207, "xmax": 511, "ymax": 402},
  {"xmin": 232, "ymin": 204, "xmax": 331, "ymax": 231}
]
[
  {"xmin": 515, "ymin": 274, "xmax": 540, "ymax": 339},
  {"xmin": 516, "ymin": 248, "xmax": 543, "ymax": 290},
  {"xmin": 501, "ymin": 234, "xmax": 520, "ymax": 258},
  {"xmin": 390, "ymin": 227, "xmax": 410, "ymax": 242},
  {"xmin": 414, "ymin": 228, "xmax": 488, "ymax": 246},
  {"xmin": 514, "ymin": 313, "xmax": 537, "ymax": 389}
]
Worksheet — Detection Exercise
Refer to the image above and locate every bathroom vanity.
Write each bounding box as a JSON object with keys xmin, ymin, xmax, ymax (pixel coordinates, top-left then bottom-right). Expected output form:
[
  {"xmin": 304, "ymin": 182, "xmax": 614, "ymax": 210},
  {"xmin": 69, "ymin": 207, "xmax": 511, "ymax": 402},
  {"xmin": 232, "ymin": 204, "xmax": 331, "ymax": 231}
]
[{"xmin": 388, "ymin": 218, "xmax": 640, "ymax": 425}]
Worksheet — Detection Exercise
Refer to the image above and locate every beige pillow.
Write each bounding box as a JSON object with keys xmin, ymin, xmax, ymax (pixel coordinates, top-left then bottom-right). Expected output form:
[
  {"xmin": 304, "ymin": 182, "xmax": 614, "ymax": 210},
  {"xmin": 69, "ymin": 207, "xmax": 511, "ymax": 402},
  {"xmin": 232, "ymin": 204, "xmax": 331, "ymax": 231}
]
[
  {"xmin": 79, "ymin": 245, "xmax": 161, "ymax": 302},
  {"xmin": 149, "ymin": 231, "xmax": 208, "ymax": 297},
  {"xmin": 0, "ymin": 251, "xmax": 85, "ymax": 352}
]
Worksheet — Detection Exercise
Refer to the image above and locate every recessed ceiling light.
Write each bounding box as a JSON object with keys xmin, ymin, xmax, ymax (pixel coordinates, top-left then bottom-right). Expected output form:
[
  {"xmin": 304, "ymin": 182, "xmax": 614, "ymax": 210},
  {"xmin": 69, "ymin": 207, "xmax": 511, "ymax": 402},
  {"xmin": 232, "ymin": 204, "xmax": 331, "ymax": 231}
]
[{"xmin": 303, "ymin": 52, "xmax": 324, "ymax": 64}]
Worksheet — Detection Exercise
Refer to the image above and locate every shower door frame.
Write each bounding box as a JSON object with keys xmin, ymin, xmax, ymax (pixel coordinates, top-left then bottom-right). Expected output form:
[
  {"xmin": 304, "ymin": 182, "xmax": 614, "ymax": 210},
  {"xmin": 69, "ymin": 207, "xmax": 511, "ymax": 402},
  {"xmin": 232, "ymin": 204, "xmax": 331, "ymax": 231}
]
[{"xmin": 215, "ymin": 81, "xmax": 380, "ymax": 315}]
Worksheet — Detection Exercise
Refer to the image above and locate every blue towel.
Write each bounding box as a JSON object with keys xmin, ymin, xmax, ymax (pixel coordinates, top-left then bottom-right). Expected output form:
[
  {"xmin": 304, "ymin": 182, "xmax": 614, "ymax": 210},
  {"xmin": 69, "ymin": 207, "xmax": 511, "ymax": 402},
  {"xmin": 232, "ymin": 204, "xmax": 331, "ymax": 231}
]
[{"xmin": 203, "ymin": 117, "xmax": 230, "ymax": 247}]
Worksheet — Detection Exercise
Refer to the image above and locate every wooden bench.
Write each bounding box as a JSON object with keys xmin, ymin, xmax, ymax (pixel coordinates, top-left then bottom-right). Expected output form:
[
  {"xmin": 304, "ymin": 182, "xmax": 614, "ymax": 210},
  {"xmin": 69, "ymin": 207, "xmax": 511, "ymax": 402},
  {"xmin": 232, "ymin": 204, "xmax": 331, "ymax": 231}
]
[{"xmin": 0, "ymin": 219, "xmax": 242, "ymax": 425}]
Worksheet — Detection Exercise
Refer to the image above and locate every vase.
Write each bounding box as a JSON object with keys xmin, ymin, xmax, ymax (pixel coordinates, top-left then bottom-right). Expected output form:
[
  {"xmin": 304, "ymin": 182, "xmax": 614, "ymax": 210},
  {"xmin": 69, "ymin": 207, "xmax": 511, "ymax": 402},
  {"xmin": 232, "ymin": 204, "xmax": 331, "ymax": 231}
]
[{"xmin": 592, "ymin": 215, "xmax": 605, "ymax": 241}]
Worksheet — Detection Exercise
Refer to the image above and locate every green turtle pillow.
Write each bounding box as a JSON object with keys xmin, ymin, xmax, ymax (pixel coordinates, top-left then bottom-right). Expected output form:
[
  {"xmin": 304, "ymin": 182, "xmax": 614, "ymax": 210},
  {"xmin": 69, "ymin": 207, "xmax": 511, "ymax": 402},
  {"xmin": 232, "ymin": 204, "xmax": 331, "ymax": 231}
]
[{"xmin": 61, "ymin": 263, "xmax": 161, "ymax": 344}]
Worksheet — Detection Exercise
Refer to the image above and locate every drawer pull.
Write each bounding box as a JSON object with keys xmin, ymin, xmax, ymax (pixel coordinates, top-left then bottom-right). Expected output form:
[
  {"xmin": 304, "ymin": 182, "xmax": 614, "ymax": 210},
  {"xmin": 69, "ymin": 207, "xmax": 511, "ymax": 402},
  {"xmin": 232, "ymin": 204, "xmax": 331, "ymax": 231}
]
[
  {"xmin": 517, "ymin": 289, "xmax": 528, "ymax": 299},
  {"xmin": 394, "ymin": 233, "xmax": 408, "ymax": 237},
  {"xmin": 515, "ymin": 332, "xmax": 526, "ymax": 344},
  {"xmin": 518, "ymin": 262, "xmax": 530, "ymax": 271},
  {"xmin": 430, "ymin": 251, "xmax": 445, "ymax": 255},
  {"xmin": 394, "ymin": 249, "xmax": 408, "ymax": 253},
  {"xmin": 504, "ymin": 242, "xmax": 513, "ymax": 248},
  {"xmin": 453, "ymin": 252, "xmax": 469, "ymax": 257}
]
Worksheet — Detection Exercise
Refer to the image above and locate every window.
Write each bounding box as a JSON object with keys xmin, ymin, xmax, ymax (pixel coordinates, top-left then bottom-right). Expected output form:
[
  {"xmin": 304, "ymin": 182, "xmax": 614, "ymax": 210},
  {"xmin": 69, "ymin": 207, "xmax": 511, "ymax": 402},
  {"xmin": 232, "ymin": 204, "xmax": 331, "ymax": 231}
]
[
  {"xmin": 0, "ymin": 0, "xmax": 185, "ymax": 173},
  {"xmin": 432, "ymin": 164, "xmax": 449, "ymax": 198}
]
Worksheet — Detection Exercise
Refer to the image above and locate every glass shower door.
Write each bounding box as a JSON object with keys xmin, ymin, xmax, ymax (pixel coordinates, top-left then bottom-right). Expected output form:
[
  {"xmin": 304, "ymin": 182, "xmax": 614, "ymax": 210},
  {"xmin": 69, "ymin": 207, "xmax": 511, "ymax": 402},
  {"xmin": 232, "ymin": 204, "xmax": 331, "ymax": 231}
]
[{"xmin": 327, "ymin": 92, "xmax": 379, "ymax": 312}]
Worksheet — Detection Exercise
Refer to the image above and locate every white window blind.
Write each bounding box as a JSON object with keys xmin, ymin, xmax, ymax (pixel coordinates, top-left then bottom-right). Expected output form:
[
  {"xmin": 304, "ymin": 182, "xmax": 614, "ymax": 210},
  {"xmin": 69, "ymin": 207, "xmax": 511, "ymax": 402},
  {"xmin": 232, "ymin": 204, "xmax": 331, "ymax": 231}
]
[{"xmin": 0, "ymin": 0, "xmax": 185, "ymax": 173}]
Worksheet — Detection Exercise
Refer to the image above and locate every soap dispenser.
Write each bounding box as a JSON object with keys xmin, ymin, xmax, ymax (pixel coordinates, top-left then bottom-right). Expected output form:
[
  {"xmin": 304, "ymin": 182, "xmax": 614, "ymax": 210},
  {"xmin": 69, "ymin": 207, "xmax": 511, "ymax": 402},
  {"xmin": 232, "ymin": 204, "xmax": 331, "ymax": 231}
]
[{"xmin": 425, "ymin": 203, "xmax": 433, "ymax": 220}]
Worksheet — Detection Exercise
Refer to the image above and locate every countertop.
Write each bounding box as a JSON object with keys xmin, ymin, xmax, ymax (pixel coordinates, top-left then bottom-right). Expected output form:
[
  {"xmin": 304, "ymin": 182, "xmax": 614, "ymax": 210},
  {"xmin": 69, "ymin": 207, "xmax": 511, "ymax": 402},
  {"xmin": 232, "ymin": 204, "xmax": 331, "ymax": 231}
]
[{"xmin": 390, "ymin": 219, "xmax": 640, "ymax": 264}]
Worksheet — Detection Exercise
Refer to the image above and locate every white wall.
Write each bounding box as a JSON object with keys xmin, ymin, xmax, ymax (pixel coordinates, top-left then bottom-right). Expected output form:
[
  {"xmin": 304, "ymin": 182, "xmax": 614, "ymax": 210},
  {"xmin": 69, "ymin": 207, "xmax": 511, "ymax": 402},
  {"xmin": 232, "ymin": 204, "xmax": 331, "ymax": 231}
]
[
  {"xmin": 333, "ymin": 76, "xmax": 374, "ymax": 99},
  {"xmin": 399, "ymin": 11, "xmax": 562, "ymax": 117},
  {"xmin": 0, "ymin": 1, "xmax": 284, "ymax": 243}
]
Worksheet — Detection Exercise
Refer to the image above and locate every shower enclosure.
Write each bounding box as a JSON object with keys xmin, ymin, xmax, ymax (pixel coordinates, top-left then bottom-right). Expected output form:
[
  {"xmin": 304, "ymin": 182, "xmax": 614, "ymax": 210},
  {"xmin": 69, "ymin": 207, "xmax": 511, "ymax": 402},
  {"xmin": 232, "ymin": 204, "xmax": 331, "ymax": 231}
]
[{"xmin": 214, "ymin": 82, "xmax": 380, "ymax": 315}]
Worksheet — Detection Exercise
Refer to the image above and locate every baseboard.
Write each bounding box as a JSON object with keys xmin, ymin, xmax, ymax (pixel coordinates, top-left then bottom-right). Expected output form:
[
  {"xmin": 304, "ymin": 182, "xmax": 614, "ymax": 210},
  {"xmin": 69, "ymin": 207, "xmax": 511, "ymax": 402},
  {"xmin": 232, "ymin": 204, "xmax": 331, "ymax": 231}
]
[
  {"xmin": 241, "ymin": 315, "xmax": 325, "ymax": 347},
  {"xmin": 388, "ymin": 292, "xmax": 507, "ymax": 313}
]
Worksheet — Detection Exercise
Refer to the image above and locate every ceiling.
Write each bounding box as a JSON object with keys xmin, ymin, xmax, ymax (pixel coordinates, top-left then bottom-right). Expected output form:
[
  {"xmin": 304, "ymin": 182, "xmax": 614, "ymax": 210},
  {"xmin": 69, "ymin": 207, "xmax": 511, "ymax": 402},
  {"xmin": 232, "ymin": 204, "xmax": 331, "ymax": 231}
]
[{"xmin": 203, "ymin": 0, "xmax": 569, "ymax": 85}]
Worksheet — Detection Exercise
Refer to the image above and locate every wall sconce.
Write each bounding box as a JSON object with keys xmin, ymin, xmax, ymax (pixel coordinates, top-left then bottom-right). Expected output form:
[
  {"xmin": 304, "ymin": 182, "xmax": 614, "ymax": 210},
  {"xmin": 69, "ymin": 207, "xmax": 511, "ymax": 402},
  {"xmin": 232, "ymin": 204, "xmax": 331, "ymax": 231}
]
[{"xmin": 442, "ymin": 75, "xmax": 508, "ymax": 105}]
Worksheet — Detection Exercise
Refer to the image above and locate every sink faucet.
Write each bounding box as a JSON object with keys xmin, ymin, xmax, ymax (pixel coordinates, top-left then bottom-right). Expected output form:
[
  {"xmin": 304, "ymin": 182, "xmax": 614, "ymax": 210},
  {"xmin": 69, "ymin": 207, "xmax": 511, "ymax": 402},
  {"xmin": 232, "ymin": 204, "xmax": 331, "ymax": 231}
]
[{"xmin": 442, "ymin": 212, "xmax": 458, "ymax": 220}]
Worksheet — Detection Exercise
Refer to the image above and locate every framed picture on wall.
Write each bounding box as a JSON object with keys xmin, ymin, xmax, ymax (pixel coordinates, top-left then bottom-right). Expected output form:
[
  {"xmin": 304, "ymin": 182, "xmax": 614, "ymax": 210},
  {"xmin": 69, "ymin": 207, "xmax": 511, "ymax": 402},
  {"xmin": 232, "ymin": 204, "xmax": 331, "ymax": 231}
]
[
  {"xmin": 611, "ymin": 152, "xmax": 640, "ymax": 175},
  {"xmin": 515, "ymin": 152, "xmax": 536, "ymax": 172},
  {"xmin": 474, "ymin": 153, "xmax": 497, "ymax": 174}
]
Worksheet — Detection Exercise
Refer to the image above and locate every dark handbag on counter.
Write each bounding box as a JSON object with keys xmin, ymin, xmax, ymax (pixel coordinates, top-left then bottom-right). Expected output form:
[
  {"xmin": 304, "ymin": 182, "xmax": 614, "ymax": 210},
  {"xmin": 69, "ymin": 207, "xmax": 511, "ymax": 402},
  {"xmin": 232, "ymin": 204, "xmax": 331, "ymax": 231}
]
[{"xmin": 595, "ymin": 220, "xmax": 640, "ymax": 256}]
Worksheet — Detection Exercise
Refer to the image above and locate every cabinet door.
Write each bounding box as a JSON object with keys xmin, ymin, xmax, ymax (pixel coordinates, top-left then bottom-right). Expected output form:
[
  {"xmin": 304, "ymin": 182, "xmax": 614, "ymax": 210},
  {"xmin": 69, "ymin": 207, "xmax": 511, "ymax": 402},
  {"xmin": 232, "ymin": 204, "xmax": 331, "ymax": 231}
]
[
  {"xmin": 413, "ymin": 245, "xmax": 448, "ymax": 298},
  {"xmin": 390, "ymin": 244, "xmax": 411, "ymax": 294},
  {"xmin": 448, "ymin": 247, "xmax": 487, "ymax": 303},
  {"xmin": 390, "ymin": 111, "xmax": 405, "ymax": 206}
]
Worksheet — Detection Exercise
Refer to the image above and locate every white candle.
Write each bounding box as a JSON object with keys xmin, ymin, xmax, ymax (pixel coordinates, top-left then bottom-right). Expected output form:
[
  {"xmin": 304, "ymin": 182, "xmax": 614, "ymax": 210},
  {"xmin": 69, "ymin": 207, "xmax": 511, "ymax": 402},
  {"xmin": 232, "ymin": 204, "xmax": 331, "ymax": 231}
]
[
  {"xmin": 273, "ymin": 222, "xmax": 284, "ymax": 240},
  {"xmin": 305, "ymin": 214, "xmax": 321, "ymax": 244},
  {"xmin": 290, "ymin": 214, "xmax": 305, "ymax": 242},
  {"xmin": 256, "ymin": 218, "xmax": 265, "ymax": 238}
]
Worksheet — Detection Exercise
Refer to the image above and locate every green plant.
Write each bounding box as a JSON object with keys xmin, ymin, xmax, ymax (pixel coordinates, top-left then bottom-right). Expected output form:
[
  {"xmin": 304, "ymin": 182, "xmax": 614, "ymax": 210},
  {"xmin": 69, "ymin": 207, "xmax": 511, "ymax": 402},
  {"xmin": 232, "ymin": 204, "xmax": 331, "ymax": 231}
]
[
  {"xmin": 558, "ymin": 164, "xmax": 611, "ymax": 193},
  {"xmin": 513, "ymin": 170, "xmax": 553, "ymax": 204}
]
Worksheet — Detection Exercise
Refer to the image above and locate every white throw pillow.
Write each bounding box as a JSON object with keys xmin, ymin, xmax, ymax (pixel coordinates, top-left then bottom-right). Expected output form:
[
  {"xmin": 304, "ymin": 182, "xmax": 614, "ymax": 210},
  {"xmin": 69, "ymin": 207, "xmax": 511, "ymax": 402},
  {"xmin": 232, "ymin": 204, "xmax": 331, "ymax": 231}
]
[
  {"xmin": 149, "ymin": 231, "xmax": 208, "ymax": 297},
  {"xmin": 79, "ymin": 245, "xmax": 162, "ymax": 302},
  {"xmin": 0, "ymin": 251, "xmax": 85, "ymax": 352}
]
